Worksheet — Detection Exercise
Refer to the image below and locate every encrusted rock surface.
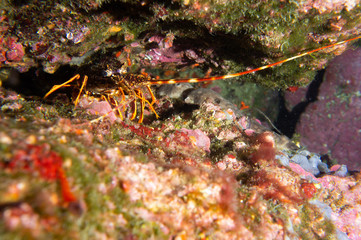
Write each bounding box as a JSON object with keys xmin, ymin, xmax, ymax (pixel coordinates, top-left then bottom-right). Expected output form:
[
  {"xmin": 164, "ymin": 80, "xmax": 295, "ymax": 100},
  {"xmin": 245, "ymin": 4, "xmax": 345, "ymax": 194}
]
[
  {"xmin": 296, "ymin": 47, "xmax": 361, "ymax": 171},
  {"xmin": 1, "ymin": 84, "xmax": 361, "ymax": 239},
  {"xmin": 1, "ymin": 0, "xmax": 360, "ymax": 88}
]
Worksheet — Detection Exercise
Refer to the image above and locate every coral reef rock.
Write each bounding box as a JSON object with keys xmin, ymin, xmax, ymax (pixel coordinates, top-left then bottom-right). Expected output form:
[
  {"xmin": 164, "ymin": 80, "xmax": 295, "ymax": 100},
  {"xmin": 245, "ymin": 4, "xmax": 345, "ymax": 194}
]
[{"xmin": 296, "ymin": 47, "xmax": 361, "ymax": 171}]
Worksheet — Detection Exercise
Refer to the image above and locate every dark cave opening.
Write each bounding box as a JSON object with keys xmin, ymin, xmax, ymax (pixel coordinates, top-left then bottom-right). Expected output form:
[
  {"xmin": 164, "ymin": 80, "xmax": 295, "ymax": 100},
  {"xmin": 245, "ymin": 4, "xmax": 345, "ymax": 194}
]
[{"xmin": 274, "ymin": 69, "xmax": 325, "ymax": 138}]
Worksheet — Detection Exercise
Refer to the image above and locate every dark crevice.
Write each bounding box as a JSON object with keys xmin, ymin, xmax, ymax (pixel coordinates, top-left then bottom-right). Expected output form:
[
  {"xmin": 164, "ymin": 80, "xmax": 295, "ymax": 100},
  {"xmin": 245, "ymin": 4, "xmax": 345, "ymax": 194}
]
[
  {"xmin": 90, "ymin": 1, "xmax": 153, "ymax": 21},
  {"xmin": 158, "ymin": 101, "xmax": 199, "ymax": 121},
  {"xmin": 158, "ymin": 19, "xmax": 268, "ymax": 66},
  {"xmin": 274, "ymin": 69, "xmax": 325, "ymax": 138},
  {"xmin": 2, "ymin": 66, "xmax": 76, "ymax": 97}
]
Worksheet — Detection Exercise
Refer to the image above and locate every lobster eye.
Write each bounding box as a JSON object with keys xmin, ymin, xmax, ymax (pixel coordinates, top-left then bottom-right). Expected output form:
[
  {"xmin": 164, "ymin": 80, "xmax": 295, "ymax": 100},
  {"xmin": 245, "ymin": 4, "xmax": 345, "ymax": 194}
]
[{"xmin": 103, "ymin": 69, "xmax": 113, "ymax": 77}]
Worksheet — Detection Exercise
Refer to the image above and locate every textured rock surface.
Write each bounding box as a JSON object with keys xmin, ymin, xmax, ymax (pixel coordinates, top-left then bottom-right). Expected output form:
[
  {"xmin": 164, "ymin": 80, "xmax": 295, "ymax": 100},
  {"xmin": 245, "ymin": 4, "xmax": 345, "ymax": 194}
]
[
  {"xmin": 296, "ymin": 47, "xmax": 361, "ymax": 171},
  {"xmin": 1, "ymin": 0, "xmax": 360, "ymax": 89},
  {"xmin": 1, "ymin": 83, "xmax": 361, "ymax": 239}
]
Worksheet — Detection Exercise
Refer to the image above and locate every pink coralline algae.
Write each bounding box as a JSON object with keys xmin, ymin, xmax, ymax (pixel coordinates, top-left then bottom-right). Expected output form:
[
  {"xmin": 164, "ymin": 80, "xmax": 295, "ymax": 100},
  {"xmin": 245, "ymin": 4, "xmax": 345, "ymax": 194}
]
[
  {"xmin": 296, "ymin": 47, "xmax": 361, "ymax": 170},
  {"xmin": 138, "ymin": 34, "xmax": 212, "ymax": 68},
  {"xmin": 299, "ymin": 0, "xmax": 360, "ymax": 13},
  {"xmin": 78, "ymin": 97, "xmax": 118, "ymax": 123},
  {"xmin": 289, "ymin": 162, "xmax": 317, "ymax": 181},
  {"xmin": 137, "ymin": 34, "xmax": 183, "ymax": 66},
  {"xmin": 1, "ymin": 37, "xmax": 25, "ymax": 63},
  {"xmin": 6, "ymin": 42, "xmax": 25, "ymax": 62},
  {"xmin": 317, "ymin": 174, "xmax": 361, "ymax": 239},
  {"xmin": 179, "ymin": 128, "xmax": 210, "ymax": 152},
  {"xmin": 216, "ymin": 154, "xmax": 243, "ymax": 171},
  {"xmin": 144, "ymin": 48, "xmax": 183, "ymax": 65}
]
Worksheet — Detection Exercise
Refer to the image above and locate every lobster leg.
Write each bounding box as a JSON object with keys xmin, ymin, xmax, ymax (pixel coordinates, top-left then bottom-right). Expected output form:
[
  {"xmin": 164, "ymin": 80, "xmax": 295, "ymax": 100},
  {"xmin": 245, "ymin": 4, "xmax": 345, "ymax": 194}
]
[
  {"xmin": 44, "ymin": 74, "xmax": 81, "ymax": 99},
  {"xmin": 74, "ymin": 75, "xmax": 88, "ymax": 106}
]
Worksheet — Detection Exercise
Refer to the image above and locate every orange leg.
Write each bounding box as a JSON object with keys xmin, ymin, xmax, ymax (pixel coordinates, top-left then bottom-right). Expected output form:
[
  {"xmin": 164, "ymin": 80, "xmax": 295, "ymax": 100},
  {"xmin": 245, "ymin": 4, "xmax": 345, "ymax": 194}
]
[
  {"xmin": 134, "ymin": 88, "xmax": 160, "ymax": 121},
  {"xmin": 146, "ymin": 85, "xmax": 157, "ymax": 106},
  {"xmin": 74, "ymin": 75, "xmax": 88, "ymax": 106},
  {"xmin": 89, "ymin": 88, "xmax": 159, "ymax": 123},
  {"xmin": 100, "ymin": 93, "xmax": 125, "ymax": 120},
  {"xmin": 117, "ymin": 87, "xmax": 126, "ymax": 113},
  {"xmin": 145, "ymin": 86, "xmax": 159, "ymax": 119},
  {"xmin": 44, "ymin": 74, "xmax": 81, "ymax": 99},
  {"xmin": 145, "ymin": 98, "xmax": 159, "ymax": 119},
  {"xmin": 107, "ymin": 95, "xmax": 124, "ymax": 121},
  {"xmin": 135, "ymin": 89, "xmax": 145, "ymax": 123},
  {"xmin": 119, "ymin": 87, "xmax": 126, "ymax": 102},
  {"xmin": 44, "ymin": 74, "xmax": 88, "ymax": 107},
  {"xmin": 129, "ymin": 93, "xmax": 138, "ymax": 121}
]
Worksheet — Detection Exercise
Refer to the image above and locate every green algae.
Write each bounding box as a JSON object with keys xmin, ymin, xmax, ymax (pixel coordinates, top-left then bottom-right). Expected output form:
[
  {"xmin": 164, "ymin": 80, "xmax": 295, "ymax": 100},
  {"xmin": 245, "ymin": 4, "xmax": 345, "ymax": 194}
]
[
  {"xmin": 297, "ymin": 203, "xmax": 337, "ymax": 240},
  {"xmin": 3, "ymin": 0, "xmax": 360, "ymax": 88},
  {"xmin": 127, "ymin": 218, "xmax": 168, "ymax": 239}
]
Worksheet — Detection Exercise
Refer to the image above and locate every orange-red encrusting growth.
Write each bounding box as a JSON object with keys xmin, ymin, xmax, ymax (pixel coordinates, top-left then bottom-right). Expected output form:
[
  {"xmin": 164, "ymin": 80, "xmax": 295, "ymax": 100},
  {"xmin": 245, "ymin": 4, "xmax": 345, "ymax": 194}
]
[
  {"xmin": 115, "ymin": 51, "xmax": 122, "ymax": 58},
  {"xmin": 248, "ymin": 132, "xmax": 319, "ymax": 204},
  {"xmin": 301, "ymin": 182, "xmax": 318, "ymax": 199},
  {"xmin": 240, "ymin": 101, "xmax": 249, "ymax": 110},
  {"xmin": 9, "ymin": 144, "xmax": 62, "ymax": 180},
  {"xmin": 8, "ymin": 144, "xmax": 77, "ymax": 204},
  {"xmin": 57, "ymin": 168, "xmax": 77, "ymax": 203},
  {"xmin": 287, "ymin": 86, "xmax": 299, "ymax": 93},
  {"xmin": 251, "ymin": 169, "xmax": 304, "ymax": 204}
]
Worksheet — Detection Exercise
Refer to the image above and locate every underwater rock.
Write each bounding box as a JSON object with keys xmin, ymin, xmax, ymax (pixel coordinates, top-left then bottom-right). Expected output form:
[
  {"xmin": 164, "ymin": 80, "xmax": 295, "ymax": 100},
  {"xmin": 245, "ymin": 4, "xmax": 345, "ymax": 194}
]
[
  {"xmin": 1, "ymin": 1, "xmax": 361, "ymax": 239},
  {"xmin": 278, "ymin": 149, "xmax": 330, "ymax": 176},
  {"xmin": 291, "ymin": 153, "xmax": 320, "ymax": 176},
  {"xmin": 179, "ymin": 128, "xmax": 211, "ymax": 153},
  {"xmin": 317, "ymin": 174, "xmax": 361, "ymax": 239},
  {"xmin": 158, "ymin": 84, "xmax": 298, "ymax": 151},
  {"xmin": 157, "ymin": 83, "xmax": 194, "ymax": 99},
  {"xmin": 1, "ymin": 83, "xmax": 361, "ymax": 239},
  {"xmin": 1, "ymin": 0, "xmax": 360, "ymax": 86},
  {"xmin": 296, "ymin": 47, "xmax": 361, "ymax": 171},
  {"xmin": 184, "ymin": 88, "xmax": 242, "ymax": 116}
]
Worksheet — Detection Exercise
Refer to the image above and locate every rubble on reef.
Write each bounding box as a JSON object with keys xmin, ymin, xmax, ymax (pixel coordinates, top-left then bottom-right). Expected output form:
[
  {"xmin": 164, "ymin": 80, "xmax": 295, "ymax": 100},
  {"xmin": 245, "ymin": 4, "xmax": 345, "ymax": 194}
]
[{"xmin": 1, "ymin": 84, "xmax": 361, "ymax": 240}]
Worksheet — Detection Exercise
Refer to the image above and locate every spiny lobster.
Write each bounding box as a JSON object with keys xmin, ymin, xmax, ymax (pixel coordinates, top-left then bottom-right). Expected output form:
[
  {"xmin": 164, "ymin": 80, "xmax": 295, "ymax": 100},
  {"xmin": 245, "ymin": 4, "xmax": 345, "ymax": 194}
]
[{"xmin": 44, "ymin": 35, "xmax": 361, "ymax": 123}]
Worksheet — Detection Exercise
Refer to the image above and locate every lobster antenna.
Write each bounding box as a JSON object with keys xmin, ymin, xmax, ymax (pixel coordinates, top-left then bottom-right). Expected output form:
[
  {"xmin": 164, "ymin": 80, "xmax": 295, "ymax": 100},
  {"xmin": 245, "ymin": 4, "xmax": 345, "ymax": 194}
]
[{"xmin": 148, "ymin": 35, "xmax": 361, "ymax": 85}]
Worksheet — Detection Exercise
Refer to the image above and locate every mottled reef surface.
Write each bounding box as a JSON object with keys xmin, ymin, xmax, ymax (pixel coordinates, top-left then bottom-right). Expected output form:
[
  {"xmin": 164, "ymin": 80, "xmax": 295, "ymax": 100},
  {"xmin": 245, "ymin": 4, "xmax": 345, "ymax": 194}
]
[{"xmin": 1, "ymin": 0, "xmax": 361, "ymax": 239}]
